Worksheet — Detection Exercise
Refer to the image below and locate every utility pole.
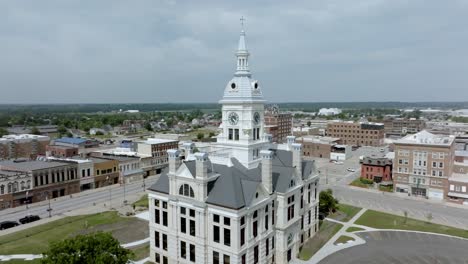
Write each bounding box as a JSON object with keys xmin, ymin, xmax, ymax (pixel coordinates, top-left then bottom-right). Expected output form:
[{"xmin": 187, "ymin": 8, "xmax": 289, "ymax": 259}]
[{"xmin": 46, "ymin": 192, "xmax": 52, "ymax": 218}]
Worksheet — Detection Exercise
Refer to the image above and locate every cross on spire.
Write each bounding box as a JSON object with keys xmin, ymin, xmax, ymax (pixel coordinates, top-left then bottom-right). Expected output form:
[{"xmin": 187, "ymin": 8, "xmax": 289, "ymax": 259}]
[{"xmin": 240, "ymin": 16, "xmax": 245, "ymax": 29}]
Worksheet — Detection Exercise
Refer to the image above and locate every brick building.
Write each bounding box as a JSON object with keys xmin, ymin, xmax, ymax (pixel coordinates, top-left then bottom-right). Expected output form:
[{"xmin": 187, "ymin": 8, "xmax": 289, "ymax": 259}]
[
  {"xmin": 46, "ymin": 145, "xmax": 79, "ymax": 158},
  {"xmin": 326, "ymin": 121, "xmax": 384, "ymax": 147},
  {"xmin": 137, "ymin": 138, "xmax": 179, "ymax": 175},
  {"xmin": 264, "ymin": 105, "xmax": 292, "ymax": 143},
  {"xmin": 383, "ymin": 117, "xmax": 426, "ymax": 137},
  {"xmin": 393, "ymin": 131, "xmax": 455, "ymax": 200},
  {"xmin": 297, "ymin": 136, "xmax": 340, "ymax": 159},
  {"xmin": 0, "ymin": 134, "xmax": 50, "ymax": 160},
  {"xmin": 0, "ymin": 170, "xmax": 32, "ymax": 209},
  {"xmin": 0, "ymin": 159, "xmax": 80, "ymax": 203},
  {"xmin": 360, "ymin": 154, "xmax": 393, "ymax": 184}
]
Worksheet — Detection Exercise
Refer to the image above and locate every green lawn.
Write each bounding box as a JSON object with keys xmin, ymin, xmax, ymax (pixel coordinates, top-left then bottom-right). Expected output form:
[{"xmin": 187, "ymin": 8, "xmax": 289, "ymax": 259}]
[
  {"xmin": 346, "ymin": 226, "xmax": 365, "ymax": 232},
  {"xmin": 0, "ymin": 260, "xmax": 41, "ymax": 264},
  {"xmin": 130, "ymin": 243, "xmax": 150, "ymax": 261},
  {"xmin": 379, "ymin": 185, "xmax": 393, "ymax": 192},
  {"xmin": 298, "ymin": 221, "xmax": 343, "ymax": 260},
  {"xmin": 334, "ymin": 235, "xmax": 354, "ymax": 245},
  {"xmin": 0, "ymin": 211, "xmax": 130, "ymax": 255},
  {"xmin": 355, "ymin": 209, "xmax": 468, "ymax": 239},
  {"xmin": 328, "ymin": 204, "xmax": 362, "ymax": 222},
  {"xmin": 133, "ymin": 194, "xmax": 149, "ymax": 209},
  {"xmin": 350, "ymin": 178, "xmax": 373, "ymax": 188}
]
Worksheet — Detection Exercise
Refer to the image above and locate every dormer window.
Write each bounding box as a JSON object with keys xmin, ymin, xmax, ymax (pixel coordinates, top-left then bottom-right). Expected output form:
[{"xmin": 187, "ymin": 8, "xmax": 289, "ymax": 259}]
[
  {"xmin": 179, "ymin": 184, "xmax": 195, "ymax": 198},
  {"xmin": 289, "ymin": 179, "xmax": 296, "ymax": 188}
]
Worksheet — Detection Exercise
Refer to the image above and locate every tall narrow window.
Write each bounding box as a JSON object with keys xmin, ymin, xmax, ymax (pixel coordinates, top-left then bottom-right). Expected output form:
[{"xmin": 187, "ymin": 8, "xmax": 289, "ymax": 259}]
[
  {"xmin": 189, "ymin": 244, "xmax": 195, "ymax": 262},
  {"xmin": 180, "ymin": 241, "xmax": 186, "ymax": 259},
  {"xmin": 224, "ymin": 228, "xmax": 231, "ymax": 246}
]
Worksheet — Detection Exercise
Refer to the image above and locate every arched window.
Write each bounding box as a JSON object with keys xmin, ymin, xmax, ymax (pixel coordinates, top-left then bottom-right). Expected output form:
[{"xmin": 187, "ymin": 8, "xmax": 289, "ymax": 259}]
[
  {"xmin": 179, "ymin": 184, "xmax": 195, "ymax": 198},
  {"xmin": 0, "ymin": 185, "xmax": 4, "ymax": 195}
]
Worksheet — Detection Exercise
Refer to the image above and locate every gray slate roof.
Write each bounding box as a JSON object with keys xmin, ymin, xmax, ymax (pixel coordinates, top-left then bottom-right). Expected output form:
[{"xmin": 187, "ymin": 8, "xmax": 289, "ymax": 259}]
[
  {"xmin": 148, "ymin": 149, "xmax": 316, "ymax": 210},
  {"xmin": 0, "ymin": 160, "xmax": 69, "ymax": 171}
]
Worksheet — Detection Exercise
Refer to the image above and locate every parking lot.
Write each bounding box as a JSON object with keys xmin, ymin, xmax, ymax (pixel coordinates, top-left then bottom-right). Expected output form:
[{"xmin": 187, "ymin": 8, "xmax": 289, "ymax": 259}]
[
  {"xmin": 319, "ymin": 231, "xmax": 468, "ymax": 264},
  {"xmin": 309, "ymin": 146, "xmax": 387, "ymax": 186}
]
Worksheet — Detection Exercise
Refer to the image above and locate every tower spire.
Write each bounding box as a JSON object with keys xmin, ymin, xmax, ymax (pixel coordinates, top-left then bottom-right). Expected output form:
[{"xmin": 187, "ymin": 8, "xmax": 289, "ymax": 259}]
[{"xmin": 236, "ymin": 16, "xmax": 250, "ymax": 76}]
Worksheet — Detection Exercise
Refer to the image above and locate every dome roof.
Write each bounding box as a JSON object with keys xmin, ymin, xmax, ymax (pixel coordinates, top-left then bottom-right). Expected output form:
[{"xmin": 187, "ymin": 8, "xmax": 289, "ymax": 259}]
[{"xmin": 220, "ymin": 76, "xmax": 264, "ymax": 103}]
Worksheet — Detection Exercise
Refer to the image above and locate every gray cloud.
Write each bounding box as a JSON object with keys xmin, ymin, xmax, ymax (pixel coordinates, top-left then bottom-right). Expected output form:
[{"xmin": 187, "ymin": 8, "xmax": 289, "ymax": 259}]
[{"xmin": 0, "ymin": 0, "xmax": 467, "ymax": 103}]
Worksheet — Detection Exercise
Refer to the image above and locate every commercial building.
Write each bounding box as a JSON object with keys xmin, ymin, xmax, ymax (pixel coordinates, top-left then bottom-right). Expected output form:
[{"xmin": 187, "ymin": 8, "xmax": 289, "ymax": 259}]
[
  {"xmin": 297, "ymin": 136, "xmax": 341, "ymax": 159},
  {"xmin": 90, "ymin": 152, "xmax": 143, "ymax": 183},
  {"xmin": 48, "ymin": 157, "xmax": 95, "ymax": 191},
  {"xmin": 54, "ymin": 137, "xmax": 100, "ymax": 149},
  {"xmin": 264, "ymin": 105, "xmax": 293, "ymax": 143},
  {"xmin": 137, "ymin": 138, "xmax": 179, "ymax": 175},
  {"xmin": 393, "ymin": 131, "xmax": 455, "ymax": 200},
  {"xmin": 0, "ymin": 170, "xmax": 32, "ymax": 209},
  {"xmin": 326, "ymin": 121, "xmax": 384, "ymax": 147},
  {"xmin": 318, "ymin": 108, "xmax": 342, "ymax": 116},
  {"xmin": 330, "ymin": 145, "xmax": 352, "ymax": 161},
  {"xmin": 360, "ymin": 154, "xmax": 393, "ymax": 185},
  {"xmin": 46, "ymin": 145, "xmax": 79, "ymax": 158},
  {"xmin": 0, "ymin": 159, "xmax": 80, "ymax": 203},
  {"xmin": 383, "ymin": 118, "xmax": 426, "ymax": 137},
  {"xmin": 89, "ymin": 157, "xmax": 120, "ymax": 188},
  {"xmin": 148, "ymin": 28, "xmax": 319, "ymax": 264},
  {"xmin": 0, "ymin": 134, "xmax": 50, "ymax": 159}
]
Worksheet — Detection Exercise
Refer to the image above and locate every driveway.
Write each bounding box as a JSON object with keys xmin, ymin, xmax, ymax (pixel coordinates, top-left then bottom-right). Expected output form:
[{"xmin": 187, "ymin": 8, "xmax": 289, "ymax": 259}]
[{"xmin": 319, "ymin": 231, "xmax": 468, "ymax": 264}]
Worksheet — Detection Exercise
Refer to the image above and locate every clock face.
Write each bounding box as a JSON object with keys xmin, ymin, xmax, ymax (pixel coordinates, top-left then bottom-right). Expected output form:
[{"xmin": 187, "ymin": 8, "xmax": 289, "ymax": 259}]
[
  {"xmin": 228, "ymin": 112, "xmax": 239, "ymax": 125},
  {"xmin": 253, "ymin": 112, "xmax": 260, "ymax": 124}
]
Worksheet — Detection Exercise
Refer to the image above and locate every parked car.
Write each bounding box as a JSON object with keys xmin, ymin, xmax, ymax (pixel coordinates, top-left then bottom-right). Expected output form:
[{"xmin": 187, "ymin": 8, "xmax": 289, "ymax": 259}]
[
  {"xmin": 335, "ymin": 161, "xmax": 344, "ymax": 165},
  {"xmin": 0, "ymin": 221, "xmax": 19, "ymax": 230},
  {"xmin": 19, "ymin": 215, "xmax": 41, "ymax": 224},
  {"xmin": 346, "ymin": 168, "xmax": 356, "ymax": 172}
]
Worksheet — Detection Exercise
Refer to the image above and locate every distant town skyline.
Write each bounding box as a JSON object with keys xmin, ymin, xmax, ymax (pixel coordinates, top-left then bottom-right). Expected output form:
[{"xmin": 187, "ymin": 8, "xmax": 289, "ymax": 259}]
[{"xmin": 1, "ymin": 0, "xmax": 468, "ymax": 103}]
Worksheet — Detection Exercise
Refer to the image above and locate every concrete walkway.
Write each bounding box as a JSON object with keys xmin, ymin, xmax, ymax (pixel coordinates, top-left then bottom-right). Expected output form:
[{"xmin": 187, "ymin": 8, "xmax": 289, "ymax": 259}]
[{"xmin": 295, "ymin": 208, "xmax": 373, "ymax": 264}]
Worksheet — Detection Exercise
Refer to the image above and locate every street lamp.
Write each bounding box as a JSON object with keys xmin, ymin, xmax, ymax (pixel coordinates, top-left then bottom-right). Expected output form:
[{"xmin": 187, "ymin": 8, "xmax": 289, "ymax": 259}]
[
  {"xmin": 142, "ymin": 176, "xmax": 146, "ymax": 191},
  {"xmin": 45, "ymin": 191, "xmax": 52, "ymax": 218},
  {"xmin": 106, "ymin": 176, "xmax": 112, "ymax": 209},
  {"xmin": 122, "ymin": 172, "xmax": 127, "ymax": 205}
]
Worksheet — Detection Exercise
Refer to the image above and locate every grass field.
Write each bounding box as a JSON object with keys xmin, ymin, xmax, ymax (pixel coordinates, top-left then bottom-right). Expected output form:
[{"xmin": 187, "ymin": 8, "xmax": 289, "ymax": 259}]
[
  {"xmin": 0, "ymin": 260, "xmax": 41, "ymax": 264},
  {"xmin": 298, "ymin": 221, "xmax": 343, "ymax": 260},
  {"xmin": 346, "ymin": 226, "xmax": 365, "ymax": 232},
  {"xmin": 334, "ymin": 235, "xmax": 355, "ymax": 245},
  {"xmin": 0, "ymin": 211, "xmax": 131, "ymax": 255},
  {"xmin": 133, "ymin": 194, "xmax": 149, "ymax": 209},
  {"xmin": 355, "ymin": 209, "xmax": 468, "ymax": 239},
  {"xmin": 328, "ymin": 204, "xmax": 361, "ymax": 222},
  {"xmin": 130, "ymin": 243, "xmax": 150, "ymax": 261}
]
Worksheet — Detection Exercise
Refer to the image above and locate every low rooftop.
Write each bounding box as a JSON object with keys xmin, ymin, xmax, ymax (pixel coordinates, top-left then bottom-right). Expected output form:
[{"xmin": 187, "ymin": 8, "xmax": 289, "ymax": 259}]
[
  {"xmin": 394, "ymin": 130, "xmax": 455, "ymax": 146},
  {"xmin": 138, "ymin": 138, "xmax": 178, "ymax": 144},
  {"xmin": 0, "ymin": 160, "xmax": 70, "ymax": 171}
]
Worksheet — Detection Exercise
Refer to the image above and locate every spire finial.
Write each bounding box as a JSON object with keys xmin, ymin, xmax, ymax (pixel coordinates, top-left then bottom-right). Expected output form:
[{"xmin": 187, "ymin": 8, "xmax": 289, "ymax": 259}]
[{"xmin": 240, "ymin": 16, "xmax": 245, "ymax": 30}]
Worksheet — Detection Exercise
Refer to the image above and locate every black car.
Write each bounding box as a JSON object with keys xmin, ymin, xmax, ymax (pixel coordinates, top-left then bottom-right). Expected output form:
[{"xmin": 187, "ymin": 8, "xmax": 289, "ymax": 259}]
[
  {"xmin": 19, "ymin": 215, "xmax": 41, "ymax": 224},
  {"xmin": 0, "ymin": 221, "xmax": 19, "ymax": 230}
]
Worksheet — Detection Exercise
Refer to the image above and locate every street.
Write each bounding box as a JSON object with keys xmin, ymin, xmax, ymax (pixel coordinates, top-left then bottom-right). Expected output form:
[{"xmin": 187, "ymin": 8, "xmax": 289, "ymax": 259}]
[{"xmin": 0, "ymin": 176, "xmax": 159, "ymax": 224}]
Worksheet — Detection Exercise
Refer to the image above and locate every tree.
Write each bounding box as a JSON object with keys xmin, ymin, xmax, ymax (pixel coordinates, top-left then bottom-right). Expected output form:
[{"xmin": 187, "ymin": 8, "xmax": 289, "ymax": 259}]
[
  {"xmin": 403, "ymin": 210, "xmax": 408, "ymax": 224},
  {"xmin": 319, "ymin": 189, "xmax": 339, "ymax": 216},
  {"xmin": 306, "ymin": 121, "xmax": 311, "ymax": 127},
  {"xmin": 30, "ymin": 126, "xmax": 41, "ymax": 135},
  {"xmin": 208, "ymin": 132, "xmax": 215, "ymax": 137},
  {"xmin": 197, "ymin": 132, "xmax": 204, "ymax": 140},
  {"xmin": 0, "ymin": 127, "xmax": 8, "ymax": 137},
  {"xmin": 58, "ymin": 125, "xmax": 67, "ymax": 136},
  {"xmin": 41, "ymin": 232, "xmax": 133, "ymax": 264},
  {"xmin": 145, "ymin": 123, "xmax": 153, "ymax": 131}
]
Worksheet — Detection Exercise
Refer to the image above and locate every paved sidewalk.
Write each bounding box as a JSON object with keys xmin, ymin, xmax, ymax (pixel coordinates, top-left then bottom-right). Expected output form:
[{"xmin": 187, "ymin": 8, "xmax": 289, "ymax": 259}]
[{"xmin": 295, "ymin": 208, "xmax": 371, "ymax": 264}]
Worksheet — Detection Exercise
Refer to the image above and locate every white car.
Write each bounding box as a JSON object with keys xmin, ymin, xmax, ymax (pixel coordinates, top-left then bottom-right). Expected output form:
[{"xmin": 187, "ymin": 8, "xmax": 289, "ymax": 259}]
[
  {"xmin": 346, "ymin": 168, "xmax": 356, "ymax": 172},
  {"xmin": 335, "ymin": 161, "xmax": 344, "ymax": 165}
]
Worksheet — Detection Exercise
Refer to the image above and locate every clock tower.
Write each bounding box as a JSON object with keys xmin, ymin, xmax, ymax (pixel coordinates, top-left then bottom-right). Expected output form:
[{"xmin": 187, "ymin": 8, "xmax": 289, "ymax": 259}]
[{"xmin": 216, "ymin": 24, "xmax": 270, "ymax": 168}]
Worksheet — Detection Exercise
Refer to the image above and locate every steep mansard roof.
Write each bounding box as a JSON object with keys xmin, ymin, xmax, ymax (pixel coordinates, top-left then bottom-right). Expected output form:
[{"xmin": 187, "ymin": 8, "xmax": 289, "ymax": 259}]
[{"xmin": 148, "ymin": 149, "xmax": 317, "ymax": 210}]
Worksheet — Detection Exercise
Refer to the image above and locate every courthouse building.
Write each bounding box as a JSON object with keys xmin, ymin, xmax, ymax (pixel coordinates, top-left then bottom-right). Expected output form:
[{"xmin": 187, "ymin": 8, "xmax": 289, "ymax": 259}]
[{"xmin": 147, "ymin": 27, "xmax": 320, "ymax": 264}]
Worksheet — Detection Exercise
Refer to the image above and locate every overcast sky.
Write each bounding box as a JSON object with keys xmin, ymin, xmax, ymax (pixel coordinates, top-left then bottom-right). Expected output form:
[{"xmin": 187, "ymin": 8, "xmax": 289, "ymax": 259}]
[{"xmin": 1, "ymin": 0, "xmax": 468, "ymax": 104}]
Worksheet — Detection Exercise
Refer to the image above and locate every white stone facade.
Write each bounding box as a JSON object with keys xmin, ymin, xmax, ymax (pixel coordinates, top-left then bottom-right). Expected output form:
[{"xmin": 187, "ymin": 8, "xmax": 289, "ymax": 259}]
[{"xmin": 147, "ymin": 26, "xmax": 320, "ymax": 264}]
